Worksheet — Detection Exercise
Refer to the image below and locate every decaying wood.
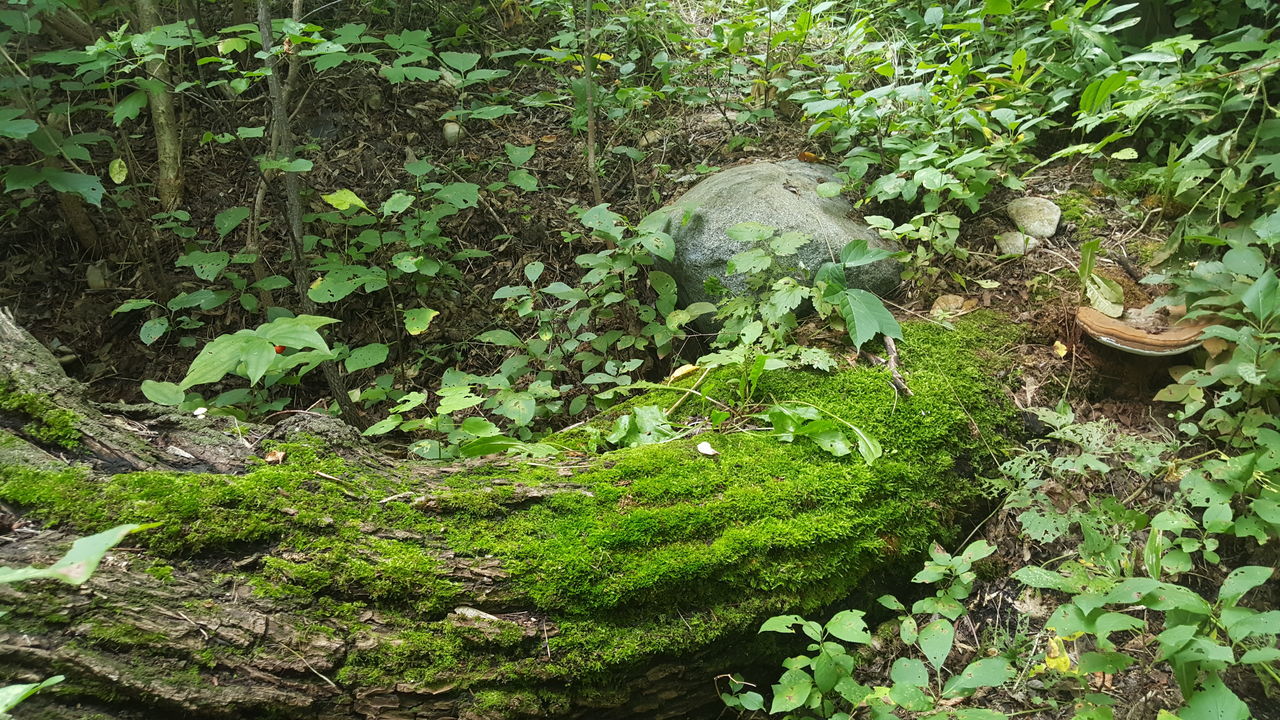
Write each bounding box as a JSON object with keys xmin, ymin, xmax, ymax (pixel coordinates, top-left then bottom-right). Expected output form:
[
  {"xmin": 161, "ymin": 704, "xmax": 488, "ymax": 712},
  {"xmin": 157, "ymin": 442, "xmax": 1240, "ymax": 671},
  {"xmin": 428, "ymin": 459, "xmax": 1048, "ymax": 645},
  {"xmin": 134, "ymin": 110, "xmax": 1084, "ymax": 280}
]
[{"xmin": 0, "ymin": 308, "xmax": 740, "ymax": 719}]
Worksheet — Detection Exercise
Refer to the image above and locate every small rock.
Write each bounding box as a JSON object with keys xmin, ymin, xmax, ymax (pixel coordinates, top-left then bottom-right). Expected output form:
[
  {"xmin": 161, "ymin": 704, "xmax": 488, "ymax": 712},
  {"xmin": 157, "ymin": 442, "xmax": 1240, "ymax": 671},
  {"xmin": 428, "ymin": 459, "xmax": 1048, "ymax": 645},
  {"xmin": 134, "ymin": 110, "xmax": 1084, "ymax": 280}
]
[
  {"xmin": 995, "ymin": 231, "xmax": 1040, "ymax": 256},
  {"xmin": 1005, "ymin": 197, "xmax": 1061, "ymax": 238}
]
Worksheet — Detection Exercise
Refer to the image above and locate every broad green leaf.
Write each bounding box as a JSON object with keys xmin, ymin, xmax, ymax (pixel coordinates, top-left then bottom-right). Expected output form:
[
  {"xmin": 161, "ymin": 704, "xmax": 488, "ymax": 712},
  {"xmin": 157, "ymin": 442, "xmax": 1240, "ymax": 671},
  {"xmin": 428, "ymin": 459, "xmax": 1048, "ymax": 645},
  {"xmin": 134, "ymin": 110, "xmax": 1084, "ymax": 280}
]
[
  {"xmin": 841, "ymin": 238, "xmax": 894, "ymax": 267},
  {"xmin": 435, "ymin": 182, "xmax": 480, "ymax": 208},
  {"xmin": 113, "ymin": 298, "xmax": 158, "ymax": 315},
  {"xmin": 478, "ymin": 329, "xmax": 523, "ymax": 346},
  {"xmin": 1219, "ymin": 566, "xmax": 1272, "ymax": 606},
  {"xmin": 1077, "ymin": 651, "xmax": 1136, "ymax": 674},
  {"xmin": 525, "ymin": 261, "xmax": 545, "ymax": 284},
  {"xmin": 321, "ymin": 188, "xmax": 370, "ymax": 212},
  {"xmin": 42, "ymin": 169, "xmax": 104, "ymax": 206},
  {"xmin": 942, "ymin": 657, "xmax": 1012, "ymax": 697},
  {"xmin": 112, "ymin": 89, "xmax": 148, "ymax": 125},
  {"xmin": 177, "ymin": 251, "xmax": 231, "ymax": 281},
  {"xmin": 214, "ymin": 206, "xmax": 251, "ymax": 237},
  {"xmin": 890, "ymin": 657, "xmax": 929, "ymax": 686},
  {"xmin": 0, "ymin": 523, "xmax": 158, "ymax": 586},
  {"xmin": 362, "ymin": 414, "xmax": 402, "ymax": 436},
  {"xmin": 725, "ymin": 221, "xmax": 775, "ymax": 244},
  {"xmin": 504, "ymin": 143, "xmax": 535, "ymax": 167},
  {"xmin": 759, "ymin": 614, "xmax": 805, "ymax": 633},
  {"xmin": 460, "ymin": 435, "xmax": 524, "ymax": 457},
  {"xmin": 139, "ymin": 316, "xmax": 170, "ymax": 345},
  {"xmin": 825, "ymin": 610, "xmax": 870, "ymax": 643},
  {"xmin": 982, "ymin": 0, "xmax": 1012, "ymax": 15},
  {"xmin": 404, "ymin": 308, "xmax": 440, "ymax": 335},
  {"xmin": 241, "ymin": 337, "xmax": 279, "ymax": 385},
  {"xmin": 769, "ymin": 668, "xmax": 812, "ymax": 713},
  {"xmin": 816, "ymin": 181, "xmax": 843, "ymax": 197},
  {"xmin": 0, "ymin": 108, "xmax": 38, "ymax": 139},
  {"xmin": 255, "ymin": 315, "xmax": 337, "ymax": 349},
  {"xmin": 918, "ymin": 618, "xmax": 955, "ymax": 670},
  {"xmin": 437, "ymin": 387, "xmax": 485, "ymax": 414},
  {"xmin": 381, "ymin": 192, "xmax": 415, "ymax": 215},
  {"xmin": 0, "ymin": 675, "xmax": 64, "ymax": 713},
  {"xmin": 1179, "ymin": 676, "xmax": 1250, "ymax": 720},
  {"xmin": 346, "ymin": 342, "xmax": 389, "ymax": 373},
  {"xmin": 141, "ymin": 380, "xmax": 183, "ymax": 405},
  {"xmin": 830, "ymin": 288, "xmax": 902, "ymax": 349},
  {"xmin": 440, "ymin": 51, "xmax": 480, "ymax": 73},
  {"xmin": 507, "ymin": 168, "xmax": 538, "ymax": 191}
]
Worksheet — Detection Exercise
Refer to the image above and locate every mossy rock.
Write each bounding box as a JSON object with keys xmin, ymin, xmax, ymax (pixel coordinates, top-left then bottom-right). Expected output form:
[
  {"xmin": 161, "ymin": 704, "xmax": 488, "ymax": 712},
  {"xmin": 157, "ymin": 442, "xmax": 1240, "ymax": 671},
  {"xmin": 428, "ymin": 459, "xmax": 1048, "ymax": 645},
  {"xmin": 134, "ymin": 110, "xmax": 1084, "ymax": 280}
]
[{"xmin": 0, "ymin": 314, "xmax": 1020, "ymax": 718}]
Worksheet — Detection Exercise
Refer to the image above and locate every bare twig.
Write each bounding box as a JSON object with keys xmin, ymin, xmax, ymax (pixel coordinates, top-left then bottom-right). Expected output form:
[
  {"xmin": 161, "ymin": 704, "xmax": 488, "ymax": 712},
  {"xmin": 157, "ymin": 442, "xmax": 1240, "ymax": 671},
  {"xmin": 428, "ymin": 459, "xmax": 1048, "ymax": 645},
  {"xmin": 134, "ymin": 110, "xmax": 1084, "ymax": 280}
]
[{"xmin": 882, "ymin": 336, "xmax": 913, "ymax": 397}]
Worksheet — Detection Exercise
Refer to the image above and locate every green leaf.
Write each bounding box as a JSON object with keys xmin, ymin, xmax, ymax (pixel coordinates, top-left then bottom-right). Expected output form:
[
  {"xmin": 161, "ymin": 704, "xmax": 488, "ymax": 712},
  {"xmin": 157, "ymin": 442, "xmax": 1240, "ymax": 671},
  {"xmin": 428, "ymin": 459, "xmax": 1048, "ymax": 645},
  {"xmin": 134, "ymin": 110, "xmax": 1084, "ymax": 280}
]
[
  {"xmin": 1013, "ymin": 565, "xmax": 1072, "ymax": 591},
  {"xmin": 507, "ymin": 168, "xmax": 538, "ymax": 191},
  {"xmin": 434, "ymin": 182, "xmax": 480, "ymax": 208},
  {"xmin": 42, "ymin": 169, "xmax": 104, "ymax": 206},
  {"xmin": 1077, "ymin": 652, "xmax": 1136, "ymax": 674},
  {"xmin": 942, "ymin": 657, "xmax": 1012, "ymax": 697},
  {"xmin": 141, "ymin": 380, "xmax": 184, "ymax": 405},
  {"xmin": 816, "ymin": 181, "xmax": 843, "ymax": 197},
  {"xmin": 345, "ymin": 342, "xmax": 389, "ymax": 373},
  {"xmin": 112, "ymin": 89, "xmax": 149, "ymax": 125},
  {"xmin": 478, "ymin": 329, "xmax": 523, "ymax": 346},
  {"xmin": 254, "ymin": 315, "xmax": 337, "ymax": 350},
  {"xmin": 830, "ymin": 288, "xmax": 902, "ymax": 349},
  {"xmin": 725, "ymin": 221, "xmax": 776, "ymax": 244},
  {"xmin": 504, "ymin": 143, "xmax": 535, "ymax": 167},
  {"xmin": 0, "ymin": 675, "xmax": 65, "ymax": 713},
  {"xmin": 139, "ymin": 316, "xmax": 170, "ymax": 345},
  {"xmin": 1179, "ymin": 676, "xmax": 1250, "ymax": 720},
  {"xmin": 214, "ymin": 206, "xmax": 251, "ymax": 237},
  {"xmin": 1086, "ymin": 273, "xmax": 1125, "ymax": 317},
  {"xmin": 113, "ymin": 298, "xmax": 158, "ymax": 315},
  {"xmin": 825, "ymin": 610, "xmax": 870, "ymax": 643},
  {"xmin": 727, "ymin": 247, "xmax": 772, "ymax": 275},
  {"xmin": 982, "ymin": 0, "xmax": 1012, "ymax": 15},
  {"xmin": 525, "ymin": 261, "xmax": 545, "ymax": 284},
  {"xmin": 362, "ymin": 414, "xmax": 402, "ymax": 436},
  {"xmin": 404, "ymin": 308, "xmax": 440, "ymax": 335},
  {"xmin": 918, "ymin": 618, "xmax": 955, "ymax": 670},
  {"xmin": 321, "ymin": 188, "xmax": 370, "ymax": 212},
  {"xmin": 890, "ymin": 657, "xmax": 929, "ymax": 686},
  {"xmin": 437, "ymin": 387, "xmax": 485, "ymax": 414},
  {"xmin": 0, "ymin": 108, "xmax": 38, "ymax": 139},
  {"xmin": 177, "ymin": 251, "xmax": 231, "ymax": 281},
  {"xmin": 1219, "ymin": 566, "xmax": 1272, "ymax": 606},
  {"xmin": 759, "ymin": 614, "xmax": 805, "ymax": 633},
  {"xmin": 440, "ymin": 51, "xmax": 480, "ymax": 73},
  {"xmin": 769, "ymin": 668, "xmax": 813, "ymax": 713},
  {"xmin": 841, "ymin": 238, "xmax": 895, "ymax": 267},
  {"xmin": 0, "ymin": 523, "xmax": 158, "ymax": 586},
  {"xmin": 381, "ymin": 192, "xmax": 415, "ymax": 215}
]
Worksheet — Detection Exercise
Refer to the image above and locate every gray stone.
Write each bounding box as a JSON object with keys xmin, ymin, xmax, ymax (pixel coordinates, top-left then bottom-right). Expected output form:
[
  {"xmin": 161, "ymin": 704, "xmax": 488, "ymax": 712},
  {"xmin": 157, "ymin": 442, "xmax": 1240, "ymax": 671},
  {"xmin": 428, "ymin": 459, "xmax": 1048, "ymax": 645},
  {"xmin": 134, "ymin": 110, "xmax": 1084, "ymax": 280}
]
[
  {"xmin": 647, "ymin": 160, "xmax": 901, "ymax": 311},
  {"xmin": 1005, "ymin": 197, "xmax": 1061, "ymax": 238},
  {"xmin": 995, "ymin": 230, "xmax": 1040, "ymax": 256}
]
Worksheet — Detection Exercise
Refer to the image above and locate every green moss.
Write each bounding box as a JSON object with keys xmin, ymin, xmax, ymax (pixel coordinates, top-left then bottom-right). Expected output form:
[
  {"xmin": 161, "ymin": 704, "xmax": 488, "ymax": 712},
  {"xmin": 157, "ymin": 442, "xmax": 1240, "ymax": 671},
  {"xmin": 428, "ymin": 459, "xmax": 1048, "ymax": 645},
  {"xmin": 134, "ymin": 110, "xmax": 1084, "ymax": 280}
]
[
  {"xmin": 83, "ymin": 621, "xmax": 169, "ymax": 649},
  {"xmin": 0, "ymin": 315, "xmax": 1020, "ymax": 701},
  {"xmin": 1056, "ymin": 190, "xmax": 1108, "ymax": 244},
  {"xmin": 0, "ymin": 375, "xmax": 81, "ymax": 449}
]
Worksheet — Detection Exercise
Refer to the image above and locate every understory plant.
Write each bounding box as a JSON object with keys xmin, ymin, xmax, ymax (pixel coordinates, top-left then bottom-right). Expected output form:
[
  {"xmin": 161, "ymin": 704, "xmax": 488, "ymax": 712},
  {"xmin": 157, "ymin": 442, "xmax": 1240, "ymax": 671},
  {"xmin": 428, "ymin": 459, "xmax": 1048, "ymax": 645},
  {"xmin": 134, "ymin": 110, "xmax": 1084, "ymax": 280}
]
[{"xmin": 722, "ymin": 402, "xmax": 1279, "ymax": 719}]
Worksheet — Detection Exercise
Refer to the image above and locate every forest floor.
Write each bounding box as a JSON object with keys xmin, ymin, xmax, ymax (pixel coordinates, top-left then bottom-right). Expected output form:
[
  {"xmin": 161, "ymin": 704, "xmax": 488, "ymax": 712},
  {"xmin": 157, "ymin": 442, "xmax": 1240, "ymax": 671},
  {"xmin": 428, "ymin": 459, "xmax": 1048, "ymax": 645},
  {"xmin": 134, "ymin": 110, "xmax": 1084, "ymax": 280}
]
[{"xmin": 1, "ymin": 29, "xmax": 1272, "ymax": 718}]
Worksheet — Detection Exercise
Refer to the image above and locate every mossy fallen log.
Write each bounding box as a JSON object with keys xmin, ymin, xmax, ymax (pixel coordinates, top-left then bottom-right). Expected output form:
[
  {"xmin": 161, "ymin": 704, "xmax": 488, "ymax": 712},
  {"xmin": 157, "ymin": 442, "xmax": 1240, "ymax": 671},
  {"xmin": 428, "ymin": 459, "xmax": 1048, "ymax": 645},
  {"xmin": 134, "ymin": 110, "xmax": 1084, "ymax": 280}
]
[{"xmin": 0, "ymin": 311, "xmax": 1019, "ymax": 719}]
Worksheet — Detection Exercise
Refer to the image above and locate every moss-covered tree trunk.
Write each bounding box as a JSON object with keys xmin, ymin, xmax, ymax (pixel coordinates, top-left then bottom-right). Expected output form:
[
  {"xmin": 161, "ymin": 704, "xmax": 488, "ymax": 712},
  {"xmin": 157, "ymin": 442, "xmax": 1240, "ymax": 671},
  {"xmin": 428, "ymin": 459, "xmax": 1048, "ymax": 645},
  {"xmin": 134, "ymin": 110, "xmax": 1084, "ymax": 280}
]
[{"xmin": 0, "ymin": 306, "xmax": 1019, "ymax": 719}]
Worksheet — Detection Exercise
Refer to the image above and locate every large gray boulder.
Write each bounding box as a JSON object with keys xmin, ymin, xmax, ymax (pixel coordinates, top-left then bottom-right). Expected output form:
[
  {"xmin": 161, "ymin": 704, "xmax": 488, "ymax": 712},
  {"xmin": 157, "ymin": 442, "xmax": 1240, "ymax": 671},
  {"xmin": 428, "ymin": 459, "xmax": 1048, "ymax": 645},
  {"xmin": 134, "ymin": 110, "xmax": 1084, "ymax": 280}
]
[{"xmin": 648, "ymin": 160, "xmax": 901, "ymax": 309}]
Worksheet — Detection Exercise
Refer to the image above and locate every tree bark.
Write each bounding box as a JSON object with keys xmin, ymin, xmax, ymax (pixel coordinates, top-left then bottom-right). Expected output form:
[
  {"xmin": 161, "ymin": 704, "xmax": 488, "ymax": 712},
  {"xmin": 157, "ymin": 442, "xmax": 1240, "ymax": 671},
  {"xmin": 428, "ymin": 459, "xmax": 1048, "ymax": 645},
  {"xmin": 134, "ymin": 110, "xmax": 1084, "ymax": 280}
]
[{"xmin": 135, "ymin": 0, "xmax": 184, "ymax": 211}]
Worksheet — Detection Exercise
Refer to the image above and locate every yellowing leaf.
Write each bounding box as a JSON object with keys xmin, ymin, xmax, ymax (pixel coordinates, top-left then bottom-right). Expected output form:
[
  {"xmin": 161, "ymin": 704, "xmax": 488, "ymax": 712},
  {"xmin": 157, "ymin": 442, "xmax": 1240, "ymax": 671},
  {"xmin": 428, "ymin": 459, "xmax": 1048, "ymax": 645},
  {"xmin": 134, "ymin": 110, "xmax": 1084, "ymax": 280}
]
[
  {"xmin": 669, "ymin": 364, "xmax": 698, "ymax": 380},
  {"xmin": 108, "ymin": 158, "xmax": 128, "ymax": 184},
  {"xmin": 592, "ymin": 52, "xmax": 613, "ymax": 61},
  {"xmin": 321, "ymin": 188, "xmax": 370, "ymax": 213},
  {"xmin": 1053, "ymin": 340, "xmax": 1068, "ymax": 358},
  {"xmin": 1045, "ymin": 636, "xmax": 1072, "ymax": 673}
]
